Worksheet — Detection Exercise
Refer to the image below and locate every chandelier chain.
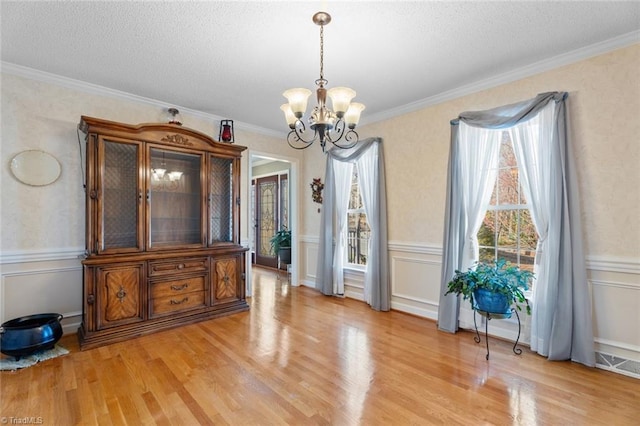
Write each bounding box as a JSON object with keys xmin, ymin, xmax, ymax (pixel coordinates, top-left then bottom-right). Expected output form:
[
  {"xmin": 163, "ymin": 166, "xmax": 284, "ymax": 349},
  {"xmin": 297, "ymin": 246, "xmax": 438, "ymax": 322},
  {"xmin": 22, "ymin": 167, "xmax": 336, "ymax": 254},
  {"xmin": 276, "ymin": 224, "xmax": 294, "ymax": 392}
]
[{"xmin": 319, "ymin": 24, "xmax": 324, "ymax": 82}]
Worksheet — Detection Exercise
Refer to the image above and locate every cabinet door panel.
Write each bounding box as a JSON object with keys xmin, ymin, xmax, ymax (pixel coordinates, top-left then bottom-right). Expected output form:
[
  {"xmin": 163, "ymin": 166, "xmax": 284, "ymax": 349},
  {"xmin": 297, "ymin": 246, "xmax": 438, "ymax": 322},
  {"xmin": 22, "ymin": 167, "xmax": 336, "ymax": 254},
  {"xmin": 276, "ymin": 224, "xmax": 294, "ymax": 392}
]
[
  {"xmin": 213, "ymin": 257, "xmax": 239, "ymax": 302},
  {"xmin": 97, "ymin": 264, "xmax": 144, "ymax": 329},
  {"xmin": 98, "ymin": 138, "xmax": 144, "ymax": 253}
]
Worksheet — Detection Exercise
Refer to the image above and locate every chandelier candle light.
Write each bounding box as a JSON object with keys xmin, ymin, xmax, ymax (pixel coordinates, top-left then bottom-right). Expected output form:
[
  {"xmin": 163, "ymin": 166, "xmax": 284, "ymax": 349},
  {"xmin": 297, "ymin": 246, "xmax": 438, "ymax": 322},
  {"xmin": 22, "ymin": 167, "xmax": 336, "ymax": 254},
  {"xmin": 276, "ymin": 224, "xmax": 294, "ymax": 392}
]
[
  {"xmin": 152, "ymin": 151, "xmax": 183, "ymax": 182},
  {"xmin": 281, "ymin": 11, "xmax": 365, "ymax": 152}
]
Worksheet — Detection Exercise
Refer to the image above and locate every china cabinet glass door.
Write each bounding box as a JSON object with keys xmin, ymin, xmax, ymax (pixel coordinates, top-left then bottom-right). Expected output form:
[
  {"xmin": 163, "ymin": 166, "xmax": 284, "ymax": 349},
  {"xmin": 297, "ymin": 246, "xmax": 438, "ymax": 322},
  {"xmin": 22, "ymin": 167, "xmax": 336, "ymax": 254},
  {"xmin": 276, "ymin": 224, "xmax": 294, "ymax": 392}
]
[
  {"xmin": 209, "ymin": 156, "xmax": 235, "ymax": 245},
  {"xmin": 148, "ymin": 147, "xmax": 204, "ymax": 249},
  {"xmin": 99, "ymin": 138, "xmax": 143, "ymax": 253}
]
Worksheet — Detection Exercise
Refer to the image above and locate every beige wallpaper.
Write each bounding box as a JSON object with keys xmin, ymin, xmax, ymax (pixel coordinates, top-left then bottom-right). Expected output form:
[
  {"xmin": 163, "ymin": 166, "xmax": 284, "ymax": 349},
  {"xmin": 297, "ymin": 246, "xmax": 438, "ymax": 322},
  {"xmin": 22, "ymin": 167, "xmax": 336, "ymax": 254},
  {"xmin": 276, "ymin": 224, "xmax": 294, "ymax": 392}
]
[
  {"xmin": 354, "ymin": 44, "xmax": 640, "ymax": 259},
  {"xmin": 0, "ymin": 73, "xmax": 299, "ymax": 252},
  {"xmin": 2, "ymin": 43, "xmax": 639, "ymax": 261}
]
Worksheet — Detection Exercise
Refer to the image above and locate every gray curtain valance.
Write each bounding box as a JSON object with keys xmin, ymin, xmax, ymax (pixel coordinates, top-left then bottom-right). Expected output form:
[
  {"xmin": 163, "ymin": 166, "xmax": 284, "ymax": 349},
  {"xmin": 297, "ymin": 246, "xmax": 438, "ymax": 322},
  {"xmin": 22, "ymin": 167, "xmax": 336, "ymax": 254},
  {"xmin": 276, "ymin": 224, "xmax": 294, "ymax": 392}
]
[{"xmin": 450, "ymin": 92, "xmax": 567, "ymax": 128}]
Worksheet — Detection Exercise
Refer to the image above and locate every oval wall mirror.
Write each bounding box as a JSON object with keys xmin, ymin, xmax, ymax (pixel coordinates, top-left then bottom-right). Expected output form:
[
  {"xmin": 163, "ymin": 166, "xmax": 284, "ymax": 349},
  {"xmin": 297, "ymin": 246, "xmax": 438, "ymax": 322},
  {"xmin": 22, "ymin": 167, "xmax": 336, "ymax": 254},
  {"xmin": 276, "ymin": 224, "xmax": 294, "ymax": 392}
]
[{"xmin": 10, "ymin": 150, "xmax": 62, "ymax": 186}]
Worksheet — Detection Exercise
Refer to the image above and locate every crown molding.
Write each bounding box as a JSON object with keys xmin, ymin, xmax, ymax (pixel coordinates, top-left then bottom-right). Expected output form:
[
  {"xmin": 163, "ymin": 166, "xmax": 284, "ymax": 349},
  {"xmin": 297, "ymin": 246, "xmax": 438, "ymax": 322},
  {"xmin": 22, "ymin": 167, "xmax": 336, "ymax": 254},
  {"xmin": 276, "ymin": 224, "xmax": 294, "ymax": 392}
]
[
  {"xmin": 0, "ymin": 61, "xmax": 284, "ymax": 139},
  {"xmin": 2, "ymin": 30, "xmax": 638, "ymax": 137},
  {"xmin": 361, "ymin": 30, "xmax": 640, "ymax": 126}
]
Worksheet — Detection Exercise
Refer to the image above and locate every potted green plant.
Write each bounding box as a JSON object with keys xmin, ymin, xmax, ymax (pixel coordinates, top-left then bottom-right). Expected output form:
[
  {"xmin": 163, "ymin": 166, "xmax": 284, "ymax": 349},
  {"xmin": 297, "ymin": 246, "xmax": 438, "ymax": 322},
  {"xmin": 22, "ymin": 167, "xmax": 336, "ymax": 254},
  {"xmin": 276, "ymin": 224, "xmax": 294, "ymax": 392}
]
[
  {"xmin": 269, "ymin": 228, "xmax": 291, "ymax": 266},
  {"xmin": 445, "ymin": 259, "xmax": 534, "ymax": 315}
]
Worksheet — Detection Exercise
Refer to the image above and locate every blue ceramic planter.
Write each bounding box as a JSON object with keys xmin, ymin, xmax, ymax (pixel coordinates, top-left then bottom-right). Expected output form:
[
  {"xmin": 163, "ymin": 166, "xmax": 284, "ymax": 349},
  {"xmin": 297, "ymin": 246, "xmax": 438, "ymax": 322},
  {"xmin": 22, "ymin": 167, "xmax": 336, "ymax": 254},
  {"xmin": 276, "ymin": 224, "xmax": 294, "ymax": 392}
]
[
  {"xmin": 473, "ymin": 289, "xmax": 511, "ymax": 315},
  {"xmin": 0, "ymin": 313, "xmax": 63, "ymax": 360}
]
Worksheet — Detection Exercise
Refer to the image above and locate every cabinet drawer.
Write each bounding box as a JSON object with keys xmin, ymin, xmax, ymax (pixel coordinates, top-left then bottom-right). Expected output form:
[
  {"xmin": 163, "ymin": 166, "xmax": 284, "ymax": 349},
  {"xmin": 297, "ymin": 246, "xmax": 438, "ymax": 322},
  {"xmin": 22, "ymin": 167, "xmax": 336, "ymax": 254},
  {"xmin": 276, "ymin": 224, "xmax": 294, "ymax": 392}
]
[
  {"xmin": 148, "ymin": 257, "xmax": 208, "ymax": 277},
  {"xmin": 151, "ymin": 276, "xmax": 205, "ymax": 299},
  {"xmin": 151, "ymin": 291, "xmax": 206, "ymax": 316}
]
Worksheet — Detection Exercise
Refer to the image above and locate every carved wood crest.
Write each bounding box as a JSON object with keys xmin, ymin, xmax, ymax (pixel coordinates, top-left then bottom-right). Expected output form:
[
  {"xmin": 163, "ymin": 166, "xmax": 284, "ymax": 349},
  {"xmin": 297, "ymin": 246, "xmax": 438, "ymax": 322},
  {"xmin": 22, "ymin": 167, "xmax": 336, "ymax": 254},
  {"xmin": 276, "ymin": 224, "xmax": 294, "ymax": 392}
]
[{"xmin": 161, "ymin": 134, "xmax": 193, "ymax": 146}]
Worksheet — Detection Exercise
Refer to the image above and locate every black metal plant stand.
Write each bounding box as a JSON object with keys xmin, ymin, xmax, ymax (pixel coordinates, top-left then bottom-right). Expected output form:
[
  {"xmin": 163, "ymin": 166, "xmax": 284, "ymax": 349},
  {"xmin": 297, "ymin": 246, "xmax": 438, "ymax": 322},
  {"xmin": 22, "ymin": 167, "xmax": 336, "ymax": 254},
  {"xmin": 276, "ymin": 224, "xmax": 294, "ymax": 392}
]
[{"xmin": 473, "ymin": 308, "xmax": 522, "ymax": 360}]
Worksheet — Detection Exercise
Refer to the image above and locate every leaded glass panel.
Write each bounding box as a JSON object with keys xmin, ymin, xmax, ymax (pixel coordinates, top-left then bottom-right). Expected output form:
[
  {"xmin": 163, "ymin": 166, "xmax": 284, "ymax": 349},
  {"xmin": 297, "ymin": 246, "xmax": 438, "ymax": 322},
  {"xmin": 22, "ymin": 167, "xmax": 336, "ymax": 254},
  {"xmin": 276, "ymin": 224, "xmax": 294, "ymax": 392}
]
[
  {"xmin": 259, "ymin": 180, "xmax": 277, "ymax": 256},
  {"xmin": 280, "ymin": 176, "xmax": 289, "ymax": 230},
  {"xmin": 209, "ymin": 156, "xmax": 234, "ymax": 244},
  {"xmin": 102, "ymin": 140, "xmax": 139, "ymax": 250}
]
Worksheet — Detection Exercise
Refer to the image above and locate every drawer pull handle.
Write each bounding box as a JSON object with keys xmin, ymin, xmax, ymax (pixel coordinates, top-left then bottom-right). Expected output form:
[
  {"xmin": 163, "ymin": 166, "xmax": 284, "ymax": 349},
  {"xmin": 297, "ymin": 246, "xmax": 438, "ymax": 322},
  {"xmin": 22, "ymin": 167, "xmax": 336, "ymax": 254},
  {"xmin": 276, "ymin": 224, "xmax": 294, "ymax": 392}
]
[
  {"xmin": 177, "ymin": 264, "xmax": 185, "ymax": 269},
  {"xmin": 116, "ymin": 286, "xmax": 127, "ymax": 303},
  {"xmin": 171, "ymin": 283, "xmax": 189, "ymax": 291},
  {"xmin": 170, "ymin": 297, "xmax": 189, "ymax": 305}
]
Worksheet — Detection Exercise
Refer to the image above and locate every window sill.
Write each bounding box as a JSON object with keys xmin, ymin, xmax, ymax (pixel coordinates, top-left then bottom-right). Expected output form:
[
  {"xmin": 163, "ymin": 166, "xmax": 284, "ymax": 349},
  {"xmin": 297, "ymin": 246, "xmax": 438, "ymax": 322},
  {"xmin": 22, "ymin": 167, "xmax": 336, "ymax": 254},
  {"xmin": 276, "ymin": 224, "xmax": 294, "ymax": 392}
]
[{"xmin": 343, "ymin": 264, "xmax": 366, "ymax": 273}]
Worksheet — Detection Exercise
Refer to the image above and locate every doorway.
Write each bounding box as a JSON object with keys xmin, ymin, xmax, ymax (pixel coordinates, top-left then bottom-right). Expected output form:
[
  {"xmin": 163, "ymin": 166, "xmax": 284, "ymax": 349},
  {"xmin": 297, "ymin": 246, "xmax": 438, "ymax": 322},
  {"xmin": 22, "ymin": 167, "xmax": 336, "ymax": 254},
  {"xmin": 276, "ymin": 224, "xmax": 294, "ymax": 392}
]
[
  {"xmin": 250, "ymin": 156, "xmax": 291, "ymax": 267},
  {"xmin": 246, "ymin": 151, "xmax": 299, "ymax": 298}
]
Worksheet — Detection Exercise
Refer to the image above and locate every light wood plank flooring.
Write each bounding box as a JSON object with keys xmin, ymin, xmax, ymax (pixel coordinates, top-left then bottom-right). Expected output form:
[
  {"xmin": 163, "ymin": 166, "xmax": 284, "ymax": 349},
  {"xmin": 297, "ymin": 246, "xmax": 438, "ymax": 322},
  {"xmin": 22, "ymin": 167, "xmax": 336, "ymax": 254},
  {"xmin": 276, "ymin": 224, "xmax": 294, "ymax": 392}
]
[{"xmin": 1, "ymin": 267, "xmax": 638, "ymax": 425}]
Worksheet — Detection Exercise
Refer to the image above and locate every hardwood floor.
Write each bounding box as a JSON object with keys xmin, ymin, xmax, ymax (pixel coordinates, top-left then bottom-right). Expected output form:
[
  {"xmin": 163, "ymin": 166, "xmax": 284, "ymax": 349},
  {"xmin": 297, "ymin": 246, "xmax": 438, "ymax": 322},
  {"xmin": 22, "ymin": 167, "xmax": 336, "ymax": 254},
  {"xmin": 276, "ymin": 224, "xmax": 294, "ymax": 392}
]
[{"xmin": 1, "ymin": 267, "xmax": 638, "ymax": 425}]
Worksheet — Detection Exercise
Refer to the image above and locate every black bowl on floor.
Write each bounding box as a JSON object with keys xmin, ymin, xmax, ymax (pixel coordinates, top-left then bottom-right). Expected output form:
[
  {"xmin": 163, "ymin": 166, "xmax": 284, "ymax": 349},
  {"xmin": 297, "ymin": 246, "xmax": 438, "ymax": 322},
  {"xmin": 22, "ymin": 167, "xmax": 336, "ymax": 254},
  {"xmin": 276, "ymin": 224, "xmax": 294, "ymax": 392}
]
[{"xmin": 0, "ymin": 313, "xmax": 63, "ymax": 360}]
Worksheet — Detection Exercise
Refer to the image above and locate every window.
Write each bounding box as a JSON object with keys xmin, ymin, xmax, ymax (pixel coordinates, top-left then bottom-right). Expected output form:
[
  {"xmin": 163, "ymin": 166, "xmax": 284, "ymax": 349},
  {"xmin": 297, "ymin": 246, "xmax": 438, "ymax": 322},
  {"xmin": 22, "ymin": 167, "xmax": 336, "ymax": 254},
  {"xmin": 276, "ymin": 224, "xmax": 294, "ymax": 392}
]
[
  {"xmin": 477, "ymin": 132, "xmax": 538, "ymax": 273},
  {"xmin": 347, "ymin": 168, "xmax": 370, "ymax": 266}
]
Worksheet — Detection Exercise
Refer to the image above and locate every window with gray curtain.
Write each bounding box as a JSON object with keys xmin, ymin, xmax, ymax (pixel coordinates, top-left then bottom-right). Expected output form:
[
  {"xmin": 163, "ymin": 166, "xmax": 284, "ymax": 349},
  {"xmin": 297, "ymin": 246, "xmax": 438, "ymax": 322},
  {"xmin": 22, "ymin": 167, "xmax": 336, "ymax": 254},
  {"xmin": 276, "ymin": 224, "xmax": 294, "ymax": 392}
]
[
  {"xmin": 315, "ymin": 138, "xmax": 390, "ymax": 311},
  {"xmin": 437, "ymin": 92, "xmax": 595, "ymax": 367}
]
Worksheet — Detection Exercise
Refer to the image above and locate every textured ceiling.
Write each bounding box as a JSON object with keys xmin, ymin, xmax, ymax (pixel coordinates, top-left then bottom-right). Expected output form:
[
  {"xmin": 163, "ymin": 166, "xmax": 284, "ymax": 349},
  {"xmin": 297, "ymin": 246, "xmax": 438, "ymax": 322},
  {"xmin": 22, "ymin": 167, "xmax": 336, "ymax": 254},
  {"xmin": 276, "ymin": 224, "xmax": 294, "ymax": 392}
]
[{"xmin": 2, "ymin": 1, "xmax": 639, "ymax": 135}]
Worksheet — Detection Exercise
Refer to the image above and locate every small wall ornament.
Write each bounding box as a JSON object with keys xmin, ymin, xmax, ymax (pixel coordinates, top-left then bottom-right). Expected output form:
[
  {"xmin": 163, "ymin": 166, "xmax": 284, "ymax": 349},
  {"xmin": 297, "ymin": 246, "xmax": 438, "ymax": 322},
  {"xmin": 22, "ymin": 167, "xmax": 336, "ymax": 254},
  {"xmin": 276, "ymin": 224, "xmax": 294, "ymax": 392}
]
[{"xmin": 310, "ymin": 178, "xmax": 324, "ymax": 204}]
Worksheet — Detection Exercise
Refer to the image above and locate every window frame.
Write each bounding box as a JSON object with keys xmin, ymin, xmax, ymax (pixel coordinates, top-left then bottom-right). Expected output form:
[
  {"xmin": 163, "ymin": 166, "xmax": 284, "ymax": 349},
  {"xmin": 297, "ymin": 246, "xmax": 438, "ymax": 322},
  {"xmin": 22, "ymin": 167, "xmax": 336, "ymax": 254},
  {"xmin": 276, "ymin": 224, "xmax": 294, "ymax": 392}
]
[
  {"xmin": 477, "ymin": 132, "xmax": 538, "ymax": 294},
  {"xmin": 345, "ymin": 167, "xmax": 370, "ymax": 269}
]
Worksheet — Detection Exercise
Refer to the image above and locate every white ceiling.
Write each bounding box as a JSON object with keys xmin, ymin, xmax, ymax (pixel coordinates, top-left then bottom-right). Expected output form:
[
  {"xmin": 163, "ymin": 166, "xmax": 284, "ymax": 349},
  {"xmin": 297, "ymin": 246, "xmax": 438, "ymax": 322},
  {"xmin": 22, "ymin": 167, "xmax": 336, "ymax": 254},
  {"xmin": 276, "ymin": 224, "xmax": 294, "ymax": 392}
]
[{"xmin": 2, "ymin": 1, "xmax": 639, "ymax": 136}]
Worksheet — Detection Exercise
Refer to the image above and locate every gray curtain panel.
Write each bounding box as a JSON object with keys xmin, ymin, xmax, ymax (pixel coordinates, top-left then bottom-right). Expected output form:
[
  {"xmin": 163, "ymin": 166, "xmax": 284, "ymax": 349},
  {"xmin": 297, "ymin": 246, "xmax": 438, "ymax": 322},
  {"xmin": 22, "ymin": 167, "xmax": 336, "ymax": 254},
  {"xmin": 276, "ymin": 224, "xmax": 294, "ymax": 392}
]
[
  {"xmin": 438, "ymin": 92, "xmax": 595, "ymax": 367},
  {"xmin": 315, "ymin": 137, "xmax": 390, "ymax": 311}
]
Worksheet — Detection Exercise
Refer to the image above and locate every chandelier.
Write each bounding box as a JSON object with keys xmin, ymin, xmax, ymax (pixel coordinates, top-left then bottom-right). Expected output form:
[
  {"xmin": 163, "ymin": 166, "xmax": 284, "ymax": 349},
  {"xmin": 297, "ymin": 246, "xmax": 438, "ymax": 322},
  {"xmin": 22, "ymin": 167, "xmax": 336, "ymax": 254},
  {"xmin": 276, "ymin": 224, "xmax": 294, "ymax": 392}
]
[{"xmin": 280, "ymin": 12, "xmax": 365, "ymax": 152}]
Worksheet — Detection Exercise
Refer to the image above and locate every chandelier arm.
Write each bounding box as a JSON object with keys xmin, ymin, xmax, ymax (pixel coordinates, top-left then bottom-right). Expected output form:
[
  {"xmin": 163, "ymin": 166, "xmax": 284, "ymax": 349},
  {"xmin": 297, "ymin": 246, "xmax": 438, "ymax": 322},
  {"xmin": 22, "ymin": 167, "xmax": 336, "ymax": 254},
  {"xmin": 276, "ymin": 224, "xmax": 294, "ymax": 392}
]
[
  {"xmin": 326, "ymin": 118, "xmax": 346, "ymax": 143},
  {"xmin": 285, "ymin": 121, "xmax": 319, "ymax": 150},
  {"xmin": 332, "ymin": 129, "xmax": 359, "ymax": 150},
  {"xmin": 293, "ymin": 120, "xmax": 316, "ymax": 144},
  {"xmin": 286, "ymin": 131, "xmax": 315, "ymax": 150},
  {"xmin": 327, "ymin": 119, "xmax": 359, "ymax": 149}
]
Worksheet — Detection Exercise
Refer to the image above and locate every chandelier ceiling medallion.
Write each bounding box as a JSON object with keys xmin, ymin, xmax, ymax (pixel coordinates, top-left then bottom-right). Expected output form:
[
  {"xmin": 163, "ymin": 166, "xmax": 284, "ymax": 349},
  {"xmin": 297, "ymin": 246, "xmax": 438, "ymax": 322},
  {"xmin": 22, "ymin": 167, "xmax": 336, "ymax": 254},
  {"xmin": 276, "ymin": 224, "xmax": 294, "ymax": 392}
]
[{"xmin": 281, "ymin": 11, "xmax": 365, "ymax": 152}]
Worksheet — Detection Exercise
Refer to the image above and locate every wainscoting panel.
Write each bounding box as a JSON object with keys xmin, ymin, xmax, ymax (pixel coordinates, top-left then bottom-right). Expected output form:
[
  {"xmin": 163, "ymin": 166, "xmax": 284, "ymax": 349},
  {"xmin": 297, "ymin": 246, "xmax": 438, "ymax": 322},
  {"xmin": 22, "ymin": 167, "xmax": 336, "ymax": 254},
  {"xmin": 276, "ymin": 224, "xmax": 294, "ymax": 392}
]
[
  {"xmin": 299, "ymin": 236, "xmax": 319, "ymax": 287},
  {"xmin": 390, "ymin": 255, "xmax": 441, "ymax": 320},
  {"xmin": 591, "ymin": 278, "xmax": 640, "ymax": 354},
  {"xmin": 588, "ymin": 264, "xmax": 640, "ymax": 376},
  {"xmin": 0, "ymin": 250, "xmax": 84, "ymax": 334}
]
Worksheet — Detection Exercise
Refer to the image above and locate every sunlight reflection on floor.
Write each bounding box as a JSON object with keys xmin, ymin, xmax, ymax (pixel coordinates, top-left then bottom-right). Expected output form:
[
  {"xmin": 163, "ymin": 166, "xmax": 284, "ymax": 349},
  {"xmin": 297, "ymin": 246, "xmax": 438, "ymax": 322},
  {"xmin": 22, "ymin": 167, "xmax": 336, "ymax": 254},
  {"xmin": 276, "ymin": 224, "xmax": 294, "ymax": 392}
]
[{"xmin": 251, "ymin": 267, "xmax": 291, "ymax": 365}]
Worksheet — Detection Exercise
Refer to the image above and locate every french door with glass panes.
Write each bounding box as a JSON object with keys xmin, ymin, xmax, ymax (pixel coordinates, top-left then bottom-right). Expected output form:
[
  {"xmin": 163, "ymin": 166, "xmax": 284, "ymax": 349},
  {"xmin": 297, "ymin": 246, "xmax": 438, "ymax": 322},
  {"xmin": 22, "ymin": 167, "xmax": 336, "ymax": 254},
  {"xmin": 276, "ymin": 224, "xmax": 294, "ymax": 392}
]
[
  {"xmin": 254, "ymin": 174, "xmax": 289, "ymax": 268},
  {"xmin": 255, "ymin": 175, "xmax": 278, "ymax": 268}
]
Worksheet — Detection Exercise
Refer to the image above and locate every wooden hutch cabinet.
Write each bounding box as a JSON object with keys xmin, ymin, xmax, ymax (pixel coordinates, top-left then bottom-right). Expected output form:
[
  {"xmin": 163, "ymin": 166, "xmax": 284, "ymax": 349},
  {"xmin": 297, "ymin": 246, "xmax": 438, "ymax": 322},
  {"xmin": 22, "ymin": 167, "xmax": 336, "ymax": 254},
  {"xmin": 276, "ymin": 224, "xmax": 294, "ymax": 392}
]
[{"xmin": 78, "ymin": 116, "xmax": 248, "ymax": 349}]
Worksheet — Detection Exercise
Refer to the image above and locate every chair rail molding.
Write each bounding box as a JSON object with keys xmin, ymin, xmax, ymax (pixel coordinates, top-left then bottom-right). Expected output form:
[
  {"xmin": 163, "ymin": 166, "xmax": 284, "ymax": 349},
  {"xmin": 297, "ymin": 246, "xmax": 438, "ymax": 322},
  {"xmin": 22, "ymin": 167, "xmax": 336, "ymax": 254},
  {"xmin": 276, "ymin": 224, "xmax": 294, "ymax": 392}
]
[{"xmin": 0, "ymin": 247, "xmax": 85, "ymax": 264}]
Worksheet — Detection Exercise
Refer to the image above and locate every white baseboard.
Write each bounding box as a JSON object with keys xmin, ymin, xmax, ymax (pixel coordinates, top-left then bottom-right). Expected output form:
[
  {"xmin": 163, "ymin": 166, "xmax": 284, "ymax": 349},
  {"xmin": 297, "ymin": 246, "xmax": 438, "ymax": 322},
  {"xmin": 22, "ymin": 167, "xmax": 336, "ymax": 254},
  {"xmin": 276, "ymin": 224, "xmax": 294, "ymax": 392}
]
[{"xmin": 390, "ymin": 300, "xmax": 438, "ymax": 321}]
